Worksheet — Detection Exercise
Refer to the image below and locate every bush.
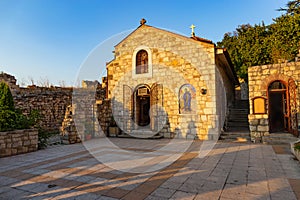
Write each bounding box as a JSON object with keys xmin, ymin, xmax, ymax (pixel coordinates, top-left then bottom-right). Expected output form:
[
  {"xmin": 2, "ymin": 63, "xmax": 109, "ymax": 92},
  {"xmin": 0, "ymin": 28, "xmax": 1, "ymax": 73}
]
[
  {"xmin": 294, "ymin": 142, "xmax": 300, "ymax": 150},
  {"xmin": 38, "ymin": 129, "xmax": 59, "ymax": 149},
  {"xmin": 0, "ymin": 109, "xmax": 16, "ymax": 131},
  {"xmin": 0, "ymin": 82, "xmax": 14, "ymax": 111},
  {"xmin": 0, "ymin": 82, "xmax": 17, "ymax": 131},
  {"xmin": 0, "ymin": 82, "xmax": 40, "ymax": 131}
]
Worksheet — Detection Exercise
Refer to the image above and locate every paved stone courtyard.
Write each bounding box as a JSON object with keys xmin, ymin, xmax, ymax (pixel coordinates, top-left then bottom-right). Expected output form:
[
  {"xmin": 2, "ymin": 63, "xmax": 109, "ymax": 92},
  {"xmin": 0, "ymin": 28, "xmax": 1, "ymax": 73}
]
[{"xmin": 0, "ymin": 138, "xmax": 300, "ymax": 200}]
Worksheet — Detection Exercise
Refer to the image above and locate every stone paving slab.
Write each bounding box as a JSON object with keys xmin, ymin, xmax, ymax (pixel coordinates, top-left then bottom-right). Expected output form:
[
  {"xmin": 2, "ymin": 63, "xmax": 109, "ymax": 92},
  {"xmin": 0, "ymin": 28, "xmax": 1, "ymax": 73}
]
[{"xmin": 0, "ymin": 138, "xmax": 299, "ymax": 200}]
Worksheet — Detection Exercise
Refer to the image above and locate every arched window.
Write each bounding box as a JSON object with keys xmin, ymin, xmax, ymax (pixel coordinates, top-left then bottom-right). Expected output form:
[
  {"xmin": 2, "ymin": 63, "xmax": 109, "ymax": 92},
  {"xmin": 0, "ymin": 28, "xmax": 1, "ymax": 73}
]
[
  {"xmin": 132, "ymin": 46, "xmax": 152, "ymax": 78},
  {"xmin": 136, "ymin": 50, "xmax": 148, "ymax": 74},
  {"xmin": 268, "ymin": 81, "xmax": 286, "ymax": 90}
]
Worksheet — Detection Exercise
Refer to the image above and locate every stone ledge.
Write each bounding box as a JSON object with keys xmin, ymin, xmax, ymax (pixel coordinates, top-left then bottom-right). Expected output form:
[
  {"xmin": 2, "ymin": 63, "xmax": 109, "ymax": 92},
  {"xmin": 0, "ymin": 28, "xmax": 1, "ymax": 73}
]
[{"xmin": 0, "ymin": 129, "xmax": 38, "ymax": 157}]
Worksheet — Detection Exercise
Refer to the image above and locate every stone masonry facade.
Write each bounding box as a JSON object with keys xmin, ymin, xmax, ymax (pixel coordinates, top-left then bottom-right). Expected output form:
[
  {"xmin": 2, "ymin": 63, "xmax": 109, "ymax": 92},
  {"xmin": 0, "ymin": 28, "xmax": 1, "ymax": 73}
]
[
  {"xmin": 107, "ymin": 24, "xmax": 237, "ymax": 140},
  {"xmin": 248, "ymin": 61, "xmax": 300, "ymax": 142}
]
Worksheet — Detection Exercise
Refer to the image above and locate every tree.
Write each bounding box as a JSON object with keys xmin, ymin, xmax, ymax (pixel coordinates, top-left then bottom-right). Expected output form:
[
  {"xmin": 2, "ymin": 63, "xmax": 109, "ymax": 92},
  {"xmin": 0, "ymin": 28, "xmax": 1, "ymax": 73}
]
[
  {"xmin": 269, "ymin": 10, "xmax": 300, "ymax": 62},
  {"xmin": 0, "ymin": 82, "xmax": 16, "ymax": 131},
  {"xmin": 278, "ymin": 0, "xmax": 300, "ymax": 15},
  {"xmin": 217, "ymin": 23, "xmax": 272, "ymax": 80},
  {"xmin": 0, "ymin": 82, "xmax": 14, "ymax": 110},
  {"xmin": 217, "ymin": 0, "xmax": 300, "ymax": 81}
]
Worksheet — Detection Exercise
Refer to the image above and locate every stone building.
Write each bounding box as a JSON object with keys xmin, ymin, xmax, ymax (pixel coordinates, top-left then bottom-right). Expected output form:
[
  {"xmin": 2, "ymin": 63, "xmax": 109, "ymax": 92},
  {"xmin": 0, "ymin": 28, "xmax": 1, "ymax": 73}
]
[
  {"xmin": 248, "ymin": 61, "xmax": 300, "ymax": 142},
  {"xmin": 106, "ymin": 20, "xmax": 239, "ymax": 140}
]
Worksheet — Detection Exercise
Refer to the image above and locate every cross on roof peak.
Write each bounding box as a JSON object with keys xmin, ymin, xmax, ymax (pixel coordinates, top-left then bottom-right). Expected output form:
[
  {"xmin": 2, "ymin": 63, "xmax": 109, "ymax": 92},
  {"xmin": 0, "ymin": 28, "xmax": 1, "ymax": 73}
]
[
  {"xmin": 140, "ymin": 18, "xmax": 147, "ymax": 25},
  {"xmin": 190, "ymin": 24, "xmax": 196, "ymax": 36}
]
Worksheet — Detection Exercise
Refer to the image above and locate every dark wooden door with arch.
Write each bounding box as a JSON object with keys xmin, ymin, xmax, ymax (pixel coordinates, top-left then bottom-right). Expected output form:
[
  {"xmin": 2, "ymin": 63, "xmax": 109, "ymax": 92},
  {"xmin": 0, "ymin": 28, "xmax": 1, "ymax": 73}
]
[
  {"xmin": 268, "ymin": 79, "xmax": 298, "ymax": 136},
  {"xmin": 268, "ymin": 81, "xmax": 288, "ymax": 133}
]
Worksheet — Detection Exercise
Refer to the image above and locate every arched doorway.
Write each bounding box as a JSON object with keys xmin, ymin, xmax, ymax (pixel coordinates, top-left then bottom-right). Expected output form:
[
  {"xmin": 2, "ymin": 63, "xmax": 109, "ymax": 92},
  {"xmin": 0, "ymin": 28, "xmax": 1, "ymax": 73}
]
[
  {"xmin": 268, "ymin": 81, "xmax": 288, "ymax": 132},
  {"xmin": 134, "ymin": 85, "xmax": 151, "ymax": 127}
]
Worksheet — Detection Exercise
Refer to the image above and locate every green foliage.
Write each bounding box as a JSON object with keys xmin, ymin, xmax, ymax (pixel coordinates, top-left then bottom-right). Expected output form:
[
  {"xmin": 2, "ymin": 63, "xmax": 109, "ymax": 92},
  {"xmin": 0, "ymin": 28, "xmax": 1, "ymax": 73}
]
[
  {"xmin": 0, "ymin": 82, "xmax": 41, "ymax": 131},
  {"xmin": 27, "ymin": 109, "xmax": 41, "ymax": 127},
  {"xmin": 14, "ymin": 109, "xmax": 30, "ymax": 130},
  {"xmin": 278, "ymin": 0, "xmax": 300, "ymax": 15},
  {"xmin": 294, "ymin": 142, "xmax": 300, "ymax": 150},
  {"xmin": 0, "ymin": 82, "xmax": 14, "ymax": 111},
  {"xmin": 0, "ymin": 109, "xmax": 16, "ymax": 131},
  {"xmin": 269, "ymin": 12, "xmax": 300, "ymax": 62},
  {"xmin": 217, "ymin": 0, "xmax": 300, "ymax": 80},
  {"xmin": 0, "ymin": 82, "xmax": 16, "ymax": 131},
  {"xmin": 38, "ymin": 129, "xmax": 59, "ymax": 149}
]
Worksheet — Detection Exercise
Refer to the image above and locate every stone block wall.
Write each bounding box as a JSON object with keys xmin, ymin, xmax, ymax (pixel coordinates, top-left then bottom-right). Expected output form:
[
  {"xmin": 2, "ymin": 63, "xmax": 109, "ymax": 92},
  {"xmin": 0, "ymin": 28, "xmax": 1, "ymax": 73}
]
[
  {"xmin": 1, "ymin": 72, "xmax": 73, "ymax": 132},
  {"xmin": 60, "ymin": 105, "xmax": 81, "ymax": 144},
  {"xmin": 14, "ymin": 86, "xmax": 73, "ymax": 131},
  {"xmin": 96, "ymin": 99, "xmax": 112, "ymax": 136},
  {"xmin": 248, "ymin": 61, "xmax": 300, "ymax": 141},
  {"xmin": 60, "ymin": 79, "xmax": 111, "ymax": 143},
  {"xmin": 0, "ymin": 129, "xmax": 38, "ymax": 157},
  {"xmin": 1, "ymin": 73, "xmax": 111, "ymax": 143},
  {"xmin": 107, "ymin": 25, "xmax": 235, "ymax": 140}
]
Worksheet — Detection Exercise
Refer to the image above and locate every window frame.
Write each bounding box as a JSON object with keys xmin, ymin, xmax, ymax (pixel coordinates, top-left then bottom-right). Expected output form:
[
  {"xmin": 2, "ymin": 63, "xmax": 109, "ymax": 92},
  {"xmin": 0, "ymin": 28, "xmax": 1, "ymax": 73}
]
[{"xmin": 132, "ymin": 46, "xmax": 152, "ymax": 78}]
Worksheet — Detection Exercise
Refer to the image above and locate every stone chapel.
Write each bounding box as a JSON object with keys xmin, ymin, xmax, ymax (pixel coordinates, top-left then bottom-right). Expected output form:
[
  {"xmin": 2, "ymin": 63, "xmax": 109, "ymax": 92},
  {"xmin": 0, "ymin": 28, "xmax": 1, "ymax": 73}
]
[{"xmin": 106, "ymin": 19, "xmax": 239, "ymax": 140}]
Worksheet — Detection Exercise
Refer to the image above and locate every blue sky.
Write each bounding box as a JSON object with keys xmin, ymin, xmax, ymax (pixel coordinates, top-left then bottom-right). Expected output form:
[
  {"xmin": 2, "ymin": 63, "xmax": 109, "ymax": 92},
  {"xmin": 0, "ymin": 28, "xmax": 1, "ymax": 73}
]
[{"xmin": 0, "ymin": 0, "xmax": 286, "ymax": 86}]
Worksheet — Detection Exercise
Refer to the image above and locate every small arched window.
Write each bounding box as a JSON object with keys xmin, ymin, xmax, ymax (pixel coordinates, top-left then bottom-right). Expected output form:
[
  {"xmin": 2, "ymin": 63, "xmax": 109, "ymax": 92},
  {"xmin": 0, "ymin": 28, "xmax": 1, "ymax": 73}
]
[
  {"xmin": 268, "ymin": 81, "xmax": 286, "ymax": 90},
  {"xmin": 136, "ymin": 50, "xmax": 148, "ymax": 74}
]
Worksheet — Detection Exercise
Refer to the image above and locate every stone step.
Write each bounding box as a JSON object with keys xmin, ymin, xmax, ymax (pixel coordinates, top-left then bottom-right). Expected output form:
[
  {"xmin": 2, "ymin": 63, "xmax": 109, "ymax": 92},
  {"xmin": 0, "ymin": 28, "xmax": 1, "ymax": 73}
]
[
  {"xmin": 220, "ymin": 137, "xmax": 251, "ymax": 143},
  {"xmin": 116, "ymin": 130, "xmax": 164, "ymax": 139},
  {"xmin": 229, "ymin": 110, "xmax": 249, "ymax": 115},
  {"xmin": 225, "ymin": 104, "xmax": 249, "ymax": 132},
  {"xmin": 225, "ymin": 128, "xmax": 250, "ymax": 132},
  {"xmin": 220, "ymin": 135, "xmax": 251, "ymax": 140},
  {"xmin": 222, "ymin": 131, "xmax": 250, "ymax": 136},
  {"xmin": 234, "ymin": 100, "xmax": 249, "ymax": 109},
  {"xmin": 228, "ymin": 116, "xmax": 248, "ymax": 121},
  {"xmin": 220, "ymin": 131, "xmax": 251, "ymax": 142},
  {"xmin": 228, "ymin": 118, "xmax": 249, "ymax": 122},
  {"xmin": 228, "ymin": 112, "xmax": 248, "ymax": 115},
  {"xmin": 117, "ymin": 134, "xmax": 164, "ymax": 139},
  {"xmin": 219, "ymin": 136, "xmax": 251, "ymax": 142},
  {"xmin": 233, "ymin": 105, "xmax": 249, "ymax": 109},
  {"xmin": 228, "ymin": 114, "xmax": 248, "ymax": 118},
  {"xmin": 227, "ymin": 122, "xmax": 249, "ymax": 127},
  {"xmin": 264, "ymin": 134, "xmax": 298, "ymax": 139},
  {"xmin": 262, "ymin": 139, "xmax": 298, "ymax": 145},
  {"xmin": 262, "ymin": 133, "xmax": 299, "ymax": 145},
  {"xmin": 228, "ymin": 115, "xmax": 248, "ymax": 119},
  {"xmin": 233, "ymin": 108, "xmax": 249, "ymax": 111},
  {"xmin": 229, "ymin": 108, "xmax": 249, "ymax": 111}
]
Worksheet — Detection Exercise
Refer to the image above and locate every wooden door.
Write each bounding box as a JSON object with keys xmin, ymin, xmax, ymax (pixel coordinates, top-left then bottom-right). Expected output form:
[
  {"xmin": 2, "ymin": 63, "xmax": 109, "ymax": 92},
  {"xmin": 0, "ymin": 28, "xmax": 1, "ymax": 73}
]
[{"xmin": 269, "ymin": 91, "xmax": 286, "ymax": 132}]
